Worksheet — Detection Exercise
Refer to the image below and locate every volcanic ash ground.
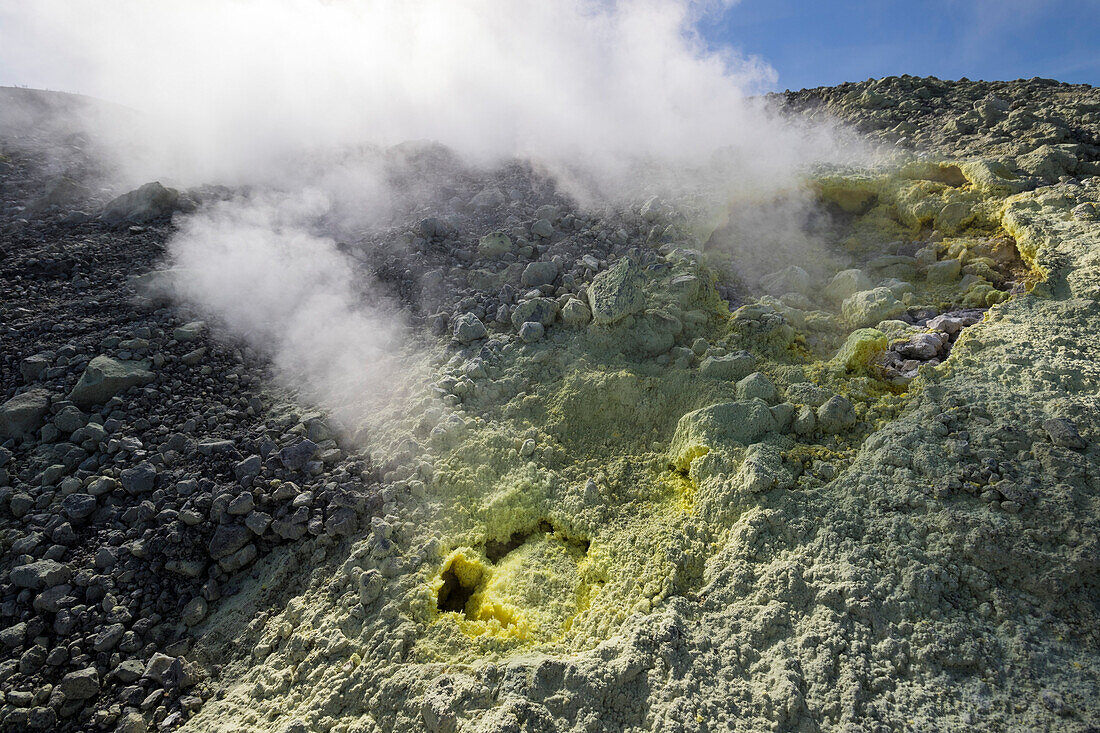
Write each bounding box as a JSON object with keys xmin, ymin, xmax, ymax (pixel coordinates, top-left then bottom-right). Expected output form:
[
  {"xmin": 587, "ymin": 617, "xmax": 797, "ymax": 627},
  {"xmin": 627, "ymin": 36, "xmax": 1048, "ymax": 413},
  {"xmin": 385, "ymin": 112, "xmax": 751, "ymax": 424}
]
[{"xmin": 0, "ymin": 77, "xmax": 1099, "ymax": 732}]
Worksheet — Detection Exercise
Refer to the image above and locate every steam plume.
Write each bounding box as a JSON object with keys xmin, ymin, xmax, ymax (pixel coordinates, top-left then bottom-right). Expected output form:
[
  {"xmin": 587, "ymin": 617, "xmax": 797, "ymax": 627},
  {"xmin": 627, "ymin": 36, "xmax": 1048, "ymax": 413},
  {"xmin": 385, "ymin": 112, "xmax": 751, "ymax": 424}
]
[{"xmin": 0, "ymin": 0, "xmax": 861, "ymax": 437}]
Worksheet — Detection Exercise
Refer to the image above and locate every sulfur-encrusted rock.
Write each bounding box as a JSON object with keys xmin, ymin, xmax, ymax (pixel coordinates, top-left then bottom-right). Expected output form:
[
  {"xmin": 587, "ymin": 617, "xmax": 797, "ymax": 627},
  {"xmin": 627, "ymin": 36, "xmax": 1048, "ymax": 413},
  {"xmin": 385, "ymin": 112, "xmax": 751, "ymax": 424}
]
[
  {"xmin": 841, "ymin": 288, "xmax": 906, "ymax": 327},
  {"xmin": 957, "ymin": 159, "xmax": 1028, "ymax": 196},
  {"xmin": 732, "ymin": 442, "xmax": 793, "ymax": 493},
  {"xmin": 866, "ymin": 255, "xmax": 918, "ymax": 281},
  {"xmin": 729, "ymin": 303, "xmax": 796, "ymax": 348},
  {"xmin": 627, "ymin": 310, "xmax": 682, "ymax": 356},
  {"xmin": 832, "ymin": 328, "xmax": 888, "ymax": 372},
  {"xmin": 588, "ymin": 258, "xmax": 646, "ymax": 325},
  {"xmin": 69, "ymin": 355, "xmax": 154, "ymax": 408},
  {"xmin": 560, "ymin": 298, "xmax": 592, "ymax": 326},
  {"xmin": 452, "ymin": 313, "xmax": 487, "ymax": 344},
  {"xmin": 511, "ymin": 298, "xmax": 558, "ymax": 328},
  {"xmin": 699, "ymin": 351, "xmax": 756, "ymax": 380},
  {"xmin": 736, "ymin": 372, "xmax": 779, "ymax": 404},
  {"xmin": 1017, "ymin": 144, "xmax": 1077, "ymax": 181},
  {"xmin": 934, "ymin": 202, "xmax": 975, "ymax": 234},
  {"xmin": 668, "ymin": 400, "xmax": 777, "ymax": 471},
  {"xmin": 824, "ymin": 269, "xmax": 873, "ymax": 302},
  {"xmin": 478, "ymin": 232, "xmax": 512, "ymax": 257},
  {"xmin": 816, "ymin": 395, "xmax": 857, "ymax": 434},
  {"xmin": 761, "ymin": 265, "xmax": 811, "ymax": 297},
  {"xmin": 926, "ymin": 258, "xmax": 962, "ymax": 284}
]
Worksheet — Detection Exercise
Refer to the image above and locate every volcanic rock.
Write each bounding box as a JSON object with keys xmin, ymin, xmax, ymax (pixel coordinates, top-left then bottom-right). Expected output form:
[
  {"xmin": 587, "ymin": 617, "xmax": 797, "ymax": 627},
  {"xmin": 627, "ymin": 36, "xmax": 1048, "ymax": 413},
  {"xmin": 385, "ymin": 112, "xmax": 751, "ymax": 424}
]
[
  {"xmin": 69, "ymin": 355, "xmax": 154, "ymax": 407},
  {"xmin": 100, "ymin": 181, "xmax": 181, "ymax": 228},
  {"xmin": 0, "ymin": 389, "xmax": 51, "ymax": 438}
]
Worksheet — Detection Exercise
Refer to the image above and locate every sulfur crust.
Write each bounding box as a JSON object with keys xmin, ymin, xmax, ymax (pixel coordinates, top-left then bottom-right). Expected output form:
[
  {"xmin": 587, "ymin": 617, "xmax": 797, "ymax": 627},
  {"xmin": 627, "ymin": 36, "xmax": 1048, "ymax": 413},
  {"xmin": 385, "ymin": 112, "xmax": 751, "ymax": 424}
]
[{"xmin": 179, "ymin": 164, "xmax": 1100, "ymax": 733}]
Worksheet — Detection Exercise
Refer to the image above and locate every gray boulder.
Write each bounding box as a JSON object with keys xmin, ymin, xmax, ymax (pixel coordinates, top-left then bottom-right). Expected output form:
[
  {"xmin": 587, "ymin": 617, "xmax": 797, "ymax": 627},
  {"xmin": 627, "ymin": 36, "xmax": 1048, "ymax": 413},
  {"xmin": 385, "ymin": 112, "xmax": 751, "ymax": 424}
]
[
  {"xmin": 518, "ymin": 321, "xmax": 545, "ymax": 342},
  {"xmin": 59, "ymin": 667, "xmax": 99, "ymax": 700},
  {"xmin": 61, "ymin": 493, "xmax": 97, "ymax": 522},
  {"xmin": 278, "ymin": 440, "xmax": 318, "ymax": 470},
  {"xmin": 52, "ymin": 405, "xmax": 87, "ymax": 433},
  {"xmin": 817, "ymin": 395, "xmax": 857, "ymax": 434},
  {"xmin": 469, "ymin": 187, "xmax": 506, "ymax": 209},
  {"xmin": 142, "ymin": 653, "xmax": 175, "ymax": 685},
  {"xmin": 510, "ymin": 298, "xmax": 559, "ymax": 328},
  {"xmin": 129, "ymin": 269, "xmax": 179, "ymax": 304},
  {"xmin": 1043, "ymin": 418, "xmax": 1086, "ymax": 450},
  {"xmin": 0, "ymin": 389, "xmax": 51, "ymax": 438},
  {"xmin": 218, "ymin": 543, "xmax": 258, "ymax": 572},
  {"xmin": 478, "ymin": 232, "xmax": 512, "ymax": 257},
  {"xmin": 182, "ymin": 597, "xmax": 208, "ymax": 627},
  {"xmin": 452, "ymin": 313, "xmax": 487, "ymax": 344},
  {"xmin": 209, "ymin": 524, "xmax": 251, "ymax": 559},
  {"xmin": 521, "ymin": 261, "xmax": 560, "ymax": 288},
  {"xmin": 92, "ymin": 623, "xmax": 125, "ymax": 652},
  {"xmin": 10, "ymin": 560, "xmax": 72, "ymax": 590},
  {"xmin": 19, "ymin": 355, "xmax": 50, "ymax": 383},
  {"xmin": 120, "ymin": 462, "xmax": 157, "ymax": 495},
  {"xmin": 28, "ymin": 176, "xmax": 90, "ymax": 215},
  {"xmin": 530, "ymin": 218, "xmax": 554, "ymax": 238},
  {"xmin": 100, "ymin": 181, "xmax": 180, "ymax": 228},
  {"xmin": 173, "ymin": 321, "xmax": 206, "ymax": 342},
  {"xmin": 69, "ymin": 355, "xmax": 154, "ymax": 408}
]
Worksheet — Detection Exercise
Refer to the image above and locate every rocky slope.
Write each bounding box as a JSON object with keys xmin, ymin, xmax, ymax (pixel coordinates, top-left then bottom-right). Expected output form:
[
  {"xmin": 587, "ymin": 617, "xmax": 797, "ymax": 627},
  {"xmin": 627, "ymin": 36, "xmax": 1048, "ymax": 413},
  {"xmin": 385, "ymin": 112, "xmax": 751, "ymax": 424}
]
[{"xmin": 1, "ymin": 78, "xmax": 1098, "ymax": 732}]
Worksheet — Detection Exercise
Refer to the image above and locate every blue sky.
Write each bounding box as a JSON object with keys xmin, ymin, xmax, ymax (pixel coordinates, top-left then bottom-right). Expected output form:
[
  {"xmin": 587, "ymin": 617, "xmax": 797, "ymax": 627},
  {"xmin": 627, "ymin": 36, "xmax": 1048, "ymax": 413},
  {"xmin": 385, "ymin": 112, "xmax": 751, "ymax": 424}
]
[{"xmin": 700, "ymin": 0, "xmax": 1100, "ymax": 91}]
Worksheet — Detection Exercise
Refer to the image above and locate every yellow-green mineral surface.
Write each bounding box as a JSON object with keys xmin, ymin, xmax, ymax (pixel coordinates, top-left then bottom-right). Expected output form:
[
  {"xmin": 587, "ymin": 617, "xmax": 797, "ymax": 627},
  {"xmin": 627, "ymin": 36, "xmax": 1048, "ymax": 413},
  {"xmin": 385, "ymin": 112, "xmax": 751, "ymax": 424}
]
[{"xmin": 181, "ymin": 115, "xmax": 1100, "ymax": 731}]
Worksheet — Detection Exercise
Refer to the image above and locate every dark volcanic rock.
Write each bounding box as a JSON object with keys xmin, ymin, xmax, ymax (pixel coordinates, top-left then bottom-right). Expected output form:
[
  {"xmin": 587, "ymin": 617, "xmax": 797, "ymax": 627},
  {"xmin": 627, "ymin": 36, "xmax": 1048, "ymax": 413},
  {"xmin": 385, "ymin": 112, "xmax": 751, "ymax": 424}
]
[{"xmin": 100, "ymin": 181, "xmax": 182, "ymax": 228}]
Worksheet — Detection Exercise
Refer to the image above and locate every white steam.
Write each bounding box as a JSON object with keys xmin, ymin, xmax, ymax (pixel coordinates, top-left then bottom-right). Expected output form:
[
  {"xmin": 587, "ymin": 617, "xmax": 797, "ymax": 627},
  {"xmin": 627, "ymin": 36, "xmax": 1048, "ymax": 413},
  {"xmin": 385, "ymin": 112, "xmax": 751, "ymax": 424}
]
[
  {"xmin": 0, "ymin": 0, "xmax": 862, "ymax": 436},
  {"xmin": 169, "ymin": 190, "xmax": 420, "ymax": 434},
  {"xmin": 0, "ymin": 0, "xmax": 845, "ymax": 187}
]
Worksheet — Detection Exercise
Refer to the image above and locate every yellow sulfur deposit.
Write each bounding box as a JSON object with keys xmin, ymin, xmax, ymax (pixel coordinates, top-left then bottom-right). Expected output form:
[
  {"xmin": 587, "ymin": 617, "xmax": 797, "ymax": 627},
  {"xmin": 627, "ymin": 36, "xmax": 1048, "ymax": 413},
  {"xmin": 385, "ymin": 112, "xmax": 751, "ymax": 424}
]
[{"xmin": 831, "ymin": 328, "xmax": 888, "ymax": 373}]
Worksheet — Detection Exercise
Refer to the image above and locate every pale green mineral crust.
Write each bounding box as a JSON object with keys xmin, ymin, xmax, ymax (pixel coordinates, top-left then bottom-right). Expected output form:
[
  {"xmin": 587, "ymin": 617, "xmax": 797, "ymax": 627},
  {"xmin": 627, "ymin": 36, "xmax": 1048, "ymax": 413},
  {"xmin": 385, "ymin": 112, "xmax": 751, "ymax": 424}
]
[{"xmin": 181, "ymin": 130, "xmax": 1100, "ymax": 732}]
